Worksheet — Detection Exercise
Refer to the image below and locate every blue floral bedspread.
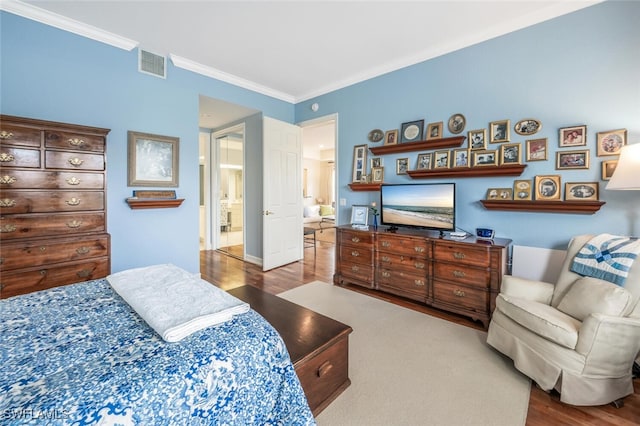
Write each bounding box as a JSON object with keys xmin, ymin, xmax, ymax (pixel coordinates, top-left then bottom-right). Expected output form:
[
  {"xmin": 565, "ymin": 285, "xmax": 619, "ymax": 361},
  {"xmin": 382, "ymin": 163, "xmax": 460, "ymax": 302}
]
[{"xmin": 0, "ymin": 279, "xmax": 316, "ymax": 425}]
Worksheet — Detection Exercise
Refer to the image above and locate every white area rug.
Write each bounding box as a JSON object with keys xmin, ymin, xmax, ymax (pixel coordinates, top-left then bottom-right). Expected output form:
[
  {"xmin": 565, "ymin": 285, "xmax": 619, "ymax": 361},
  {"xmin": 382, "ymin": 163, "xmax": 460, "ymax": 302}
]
[{"xmin": 278, "ymin": 281, "xmax": 530, "ymax": 426}]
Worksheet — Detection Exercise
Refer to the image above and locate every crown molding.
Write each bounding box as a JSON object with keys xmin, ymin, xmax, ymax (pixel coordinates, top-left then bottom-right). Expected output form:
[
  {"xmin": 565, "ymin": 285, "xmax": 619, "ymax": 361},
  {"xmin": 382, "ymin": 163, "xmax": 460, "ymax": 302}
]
[
  {"xmin": 169, "ymin": 54, "xmax": 295, "ymax": 104},
  {"xmin": 0, "ymin": 0, "xmax": 138, "ymax": 51}
]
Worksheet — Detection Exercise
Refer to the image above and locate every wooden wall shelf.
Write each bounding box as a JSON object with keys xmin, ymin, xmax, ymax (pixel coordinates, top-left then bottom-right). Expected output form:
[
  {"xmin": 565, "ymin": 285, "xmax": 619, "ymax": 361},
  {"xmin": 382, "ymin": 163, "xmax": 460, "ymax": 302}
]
[
  {"xmin": 126, "ymin": 198, "xmax": 185, "ymax": 209},
  {"xmin": 348, "ymin": 183, "xmax": 382, "ymax": 191},
  {"xmin": 369, "ymin": 136, "xmax": 466, "ymax": 155},
  {"xmin": 480, "ymin": 199, "xmax": 605, "ymax": 214},
  {"xmin": 407, "ymin": 164, "xmax": 526, "ymax": 179}
]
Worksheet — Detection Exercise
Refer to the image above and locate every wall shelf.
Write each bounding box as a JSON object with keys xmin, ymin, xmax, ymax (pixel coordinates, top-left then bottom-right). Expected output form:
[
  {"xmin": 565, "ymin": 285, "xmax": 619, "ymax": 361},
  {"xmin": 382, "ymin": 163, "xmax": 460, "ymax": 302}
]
[
  {"xmin": 348, "ymin": 183, "xmax": 382, "ymax": 191},
  {"xmin": 407, "ymin": 164, "xmax": 526, "ymax": 179},
  {"xmin": 369, "ymin": 136, "xmax": 466, "ymax": 155},
  {"xmin": 126, "ymin": 198, "xmax": 185, "ymax": 209},
  {"xmin": 480, "ymin": 199, "xmax": 605, "ymax": 214}
]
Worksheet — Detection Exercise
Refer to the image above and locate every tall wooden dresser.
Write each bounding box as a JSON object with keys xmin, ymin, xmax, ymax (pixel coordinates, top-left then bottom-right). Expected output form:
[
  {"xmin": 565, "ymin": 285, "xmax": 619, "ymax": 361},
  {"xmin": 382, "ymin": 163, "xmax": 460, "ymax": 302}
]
[{"xmin": 0, "ymin": 115, "xmax": 111, "ymax": 298}]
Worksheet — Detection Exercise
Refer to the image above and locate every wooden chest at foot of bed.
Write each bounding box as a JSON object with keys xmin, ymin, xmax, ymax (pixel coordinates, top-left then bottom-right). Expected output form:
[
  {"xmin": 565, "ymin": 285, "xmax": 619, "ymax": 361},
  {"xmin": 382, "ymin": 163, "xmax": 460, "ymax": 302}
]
[{"xmin": 229, "ymin": 285, "xmax": 352, "ymax": 416}]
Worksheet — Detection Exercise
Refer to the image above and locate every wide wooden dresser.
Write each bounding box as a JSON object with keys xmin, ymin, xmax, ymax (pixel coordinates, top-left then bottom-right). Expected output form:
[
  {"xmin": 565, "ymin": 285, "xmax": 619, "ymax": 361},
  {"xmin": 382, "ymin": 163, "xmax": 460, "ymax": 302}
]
[
  {"xmin": 0, "ymin": 115, "xmax": 111, "ymax": 298},
  {"xmin": 229, "ymin": 285, "xmax": 352, "ymax": 417},
  {"xmin": 335, "ymin": 225, "xmax": 511, "ymax": 328}
]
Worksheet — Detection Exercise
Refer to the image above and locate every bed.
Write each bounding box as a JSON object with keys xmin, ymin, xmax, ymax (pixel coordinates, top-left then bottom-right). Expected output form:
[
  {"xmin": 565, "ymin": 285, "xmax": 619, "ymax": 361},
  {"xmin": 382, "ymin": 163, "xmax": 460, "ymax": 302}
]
[{"xmin": 0, "ymin": 277, "xmax": 316, "ymax": 425}]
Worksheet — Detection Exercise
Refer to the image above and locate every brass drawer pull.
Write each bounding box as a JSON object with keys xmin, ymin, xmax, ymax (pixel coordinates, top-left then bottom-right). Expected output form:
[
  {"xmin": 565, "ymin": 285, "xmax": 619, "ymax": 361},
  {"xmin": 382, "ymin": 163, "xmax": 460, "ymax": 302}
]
[
  {"xmin": 66, "ymin": 220, "xmax": 83, "ymax": 228},
  {"xmin": 39, "ymin": 246, "xmax": 46, "ymax": 252},
  {"xmin": 350, "ymin": 265, "xmax": 359, "ymax": 272},
  {"xmin": 351, "ymin": 250, "xmax": 360, "ymax": 257},
  {"xmin": 68, "ymin": 157, "xmax": 84, "ymax": 167},
  {"xmin": 414, "ymin": 279, "xmax": 425, "ymax": 286},
  {"xmin": 65, "ymin": 197, "xmax": 81, "ymax": 206},
  {"xmin": 381, "ymin": 255, "xmax": 391, "ymax": 263},
  {"xmin": 0, "ymin": 153, "xmax": 15, "ymax": 162},
  {"xmin": 453, "ymin": 289, "xmax": 466, "ymax": 297},
  {"xmin": 68, "ymin": 138, "xmax": 86, "ymax": 147},
  {"xmin": 66, "ymin": 176, "xmax": 81, "ymax": 185},
  {"xmin": 382, "ymin": 241, "xmax": 391, "ymax": 247},
  {"xmin": 317, "ymin": 361, "xmax": 333, "ymax": 377},
  {"xmin": 453, "ymin": 252, "xmax": 466, "ymax": 259},
  {"xmin": 76, "ymin": 247, "xmax": 90, "ymax": 255},
  {"xmin": 0, "ymin": 257, "xmax": 4, "ymax": 265},
  {"xmin": 453, "ymin": 270, "xmax": 466, "ymax": 278},
  {"xmin": 77, "ymin": 269, "xmax": 92, "ymax": 278},
  {"xmin": 0, "ymin": 224, "xmax": 17, "ymax": 233},
  {"xmin": 414, "ymin": 246, "xmax": 425, "ymax": 253},
  {"xmin": 351, "ymin": 236, "xmax": 361, "ymax": 243},
  {"xmin": 0, "ymin": 131, "xmax": 14, "ymax": 139},
  {"xmin": 382, "ymin": 271, "xmax": 391, "ymax": 278},
  {"xmin": 39, "ymin": 270, "xmax": 47, "ymax": 276},
  {"xmin": 1, "ymin": 175, "xmax": 17, "ymax": 184},
  {"xmin": 415, "ymin": 262, "xmax": 425, "ymax": 269},
  {"xmin": 0, "ymin": 198, "xmax": 16, "ymax": 207}
]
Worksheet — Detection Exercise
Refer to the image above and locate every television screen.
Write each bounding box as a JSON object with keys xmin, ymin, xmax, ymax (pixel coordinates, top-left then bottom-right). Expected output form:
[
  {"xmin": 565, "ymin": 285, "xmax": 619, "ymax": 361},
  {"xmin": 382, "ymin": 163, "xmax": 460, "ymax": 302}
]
[{"xmin": 380, "ymin": 183, "xmax": 455, "ymax": 231}]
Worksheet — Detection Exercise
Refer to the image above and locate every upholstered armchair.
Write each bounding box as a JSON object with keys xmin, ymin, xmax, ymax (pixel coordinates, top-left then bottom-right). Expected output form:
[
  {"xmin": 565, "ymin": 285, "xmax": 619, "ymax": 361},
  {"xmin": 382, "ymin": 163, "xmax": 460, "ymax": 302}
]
[{"xmin": 487, "ymin": 234, "xmax": 640, "ymax": 406}]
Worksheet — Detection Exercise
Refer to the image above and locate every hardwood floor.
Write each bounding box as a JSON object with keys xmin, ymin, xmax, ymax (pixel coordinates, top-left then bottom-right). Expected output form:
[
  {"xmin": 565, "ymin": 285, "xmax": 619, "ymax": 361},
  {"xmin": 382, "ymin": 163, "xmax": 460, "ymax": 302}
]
[{"xmin": 200, "ymin": 240, "xmax": 640, "ymax": 425}]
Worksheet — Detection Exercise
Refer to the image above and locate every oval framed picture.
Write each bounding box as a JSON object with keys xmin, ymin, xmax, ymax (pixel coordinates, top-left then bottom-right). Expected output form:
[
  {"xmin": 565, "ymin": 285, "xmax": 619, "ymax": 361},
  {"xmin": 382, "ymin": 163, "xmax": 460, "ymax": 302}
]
[
  {"xmin": 367, "ymin": 129, "xmax": 384, "ymax": 142},
  {"xmin": 514, "ymin": 118, "xmax": 541, "ymax": 136},
  {"xmin": 447, "ymin": 113, "xmax": 466, "ymax": 134}
]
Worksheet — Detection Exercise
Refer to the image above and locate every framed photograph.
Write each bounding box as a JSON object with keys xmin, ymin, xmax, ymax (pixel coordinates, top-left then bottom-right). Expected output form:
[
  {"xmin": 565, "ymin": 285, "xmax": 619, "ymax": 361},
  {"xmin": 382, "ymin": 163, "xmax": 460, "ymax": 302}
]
[
  {"xmin": 565, "ymin": 182, "xmax": 599, "ymax": 201},
  {"xmin": 128, "ymin": 131, "xmax": 179, "ymax": 187},
  {"xmin": 448, "ymin": 113, "xmax": 466, "ymax": 134},
  {"xmin": 350, "ymin": 205, "xmax": 369, "ymax": 226},
  {"xmin": 486, "ymin": 188, "xmax": 512, "ymax": 200},
  {"xmin": 601, "ymin": 160, "xmax": 618, "ymax": 180},
  {"xmin": 384, "ymin": 129, "xmax": 398, "ymax": 146},
  {"xmin": 597, "ymin": 129, "xmax": 627, "ymax": 156},
  {"xmin": 371, "ymin": 166, "xmax": 384, "ymax": 183},
  {"xmin": 559, "ymin": 125, "xmax": 587, "ymax": 147},
  {"xmin": 490, "ymin": 119, "xmax": 510, "ymax": 143},
  {"xmin": 433, "ymin": 150, "xmax": 450, "ymax": 169},
  {"xmin": 351, "ymin": 144, "xmax": 368, "ymax": 183},
  {"xmin": 416, "ymin": 153, "xmax": 432, "ymax": 170},
  {"xmin": 396, "ymin": 158, "xmax": 409, "ymax": 174},
  {"xmin": 514, "ymin": 118, "xmax": 541, "ymax": 136},
  {"xmin": 472, "ymin": 150, "xmax": 497, "ymax": 167},
  {"xmin": 452, "ymin": 149, "xmax": 470, "ymax": 168},
  {"xmin": 400, "ymin": 120, "xmax": 424, "ymax": 143},
  {"xmin": 426, "ymin": 121, "xmax": 443, "ymax": 140},
  {"xmin": 468, "ymin": 129, "xmax": 487, "ymax": 150},
  {"xmin": 535, "ymin": 175, "xmax": 561, "ymax": 200},
  {"xmin": 500, "ymin": 143, "xmax": 521, "ymax": 165},
  {"xmin": 513, "ymin": 180, "xmax": 533, "ymax": 201},
  {"xmin": 526, "ymin": 138, "xmax": 548, "ymax": 161},
  {"xmin": 370, "ymin": 157, "xmax": 382, "ymax": 168},
  {"xmin": 556, "ymin": 149, "xmax": 589, "ymax": 170}
]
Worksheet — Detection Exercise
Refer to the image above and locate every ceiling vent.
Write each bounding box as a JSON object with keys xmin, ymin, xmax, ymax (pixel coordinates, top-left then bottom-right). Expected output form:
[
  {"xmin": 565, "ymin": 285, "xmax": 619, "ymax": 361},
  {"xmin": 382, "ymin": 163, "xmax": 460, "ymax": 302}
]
[{"xmin": 138, "ymin": 49, "xmax": 166, "ymax": 79}]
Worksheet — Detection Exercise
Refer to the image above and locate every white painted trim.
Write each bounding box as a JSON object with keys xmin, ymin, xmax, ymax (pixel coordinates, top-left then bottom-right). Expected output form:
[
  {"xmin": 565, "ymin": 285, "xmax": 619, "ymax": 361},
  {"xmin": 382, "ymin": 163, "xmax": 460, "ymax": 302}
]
[
  {"xmin": 170, "ymin": 54, "xmax": 296, "ymax": 104},
  {"xmin": 0, "ymin": 0, "xmax": 138, "ymax": 51}
]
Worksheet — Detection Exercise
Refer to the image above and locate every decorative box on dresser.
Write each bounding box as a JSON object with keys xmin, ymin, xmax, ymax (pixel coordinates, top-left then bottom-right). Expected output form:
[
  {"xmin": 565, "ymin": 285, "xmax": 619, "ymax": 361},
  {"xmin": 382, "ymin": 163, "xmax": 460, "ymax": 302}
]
[
  {"xmin": 0, "ymin": 115, "xmax": 111, "ymax": 298},
  {"xmin": 334, "ymin": 225, "xmax": 511, "ymax": 328}
]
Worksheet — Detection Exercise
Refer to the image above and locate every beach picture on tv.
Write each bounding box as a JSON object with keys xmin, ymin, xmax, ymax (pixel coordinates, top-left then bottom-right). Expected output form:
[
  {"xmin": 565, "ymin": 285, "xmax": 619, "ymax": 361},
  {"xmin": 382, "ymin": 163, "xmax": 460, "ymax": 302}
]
[{"xmin": 381, "ymin": 183, "xmax": 455, "ymax": 230}]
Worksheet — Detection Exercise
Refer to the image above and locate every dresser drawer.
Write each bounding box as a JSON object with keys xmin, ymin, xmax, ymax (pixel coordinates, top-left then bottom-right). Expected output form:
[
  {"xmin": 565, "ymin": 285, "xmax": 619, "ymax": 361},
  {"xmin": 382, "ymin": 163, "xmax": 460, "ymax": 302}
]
[
  {"xmin": 433, "ymin": 262, "xmax": 491, "ymax": 288},
  {"xmin": 0, "ymin": 190, "xmax": 104, "ymax": 214},
  {"xmin": 378, "ymin": 268, "xmax": 428, "ymax": 300},
  {"xmin": 378, "ymin": 252, "xmax": 429, "ymax": 274},
  {"xmin": 339, "ymin": 229, "xmax": 374, "ymax": 249},
  {"xmin": 0, "ymin": 234, "xmax": 109, "ymax": 272},
  {"xmin": 45, "ymin": 150, "xmax": 104, "ymax": 171},
  {"xmin": 377, "ymin": 234, "xmax": 430, "ymax": 257},
  {"xmin": 339, "ymin": 244, "xmax": 373, "ymax": 266},
  {"xmin": 45, "ymin": 131, "xmax": 105, "ymax": 153},
  {"xmin": 0, "ymin": 257, "xmax": 110, "ymax": 299},
  {"xmin": 340, "ymin": 260, "xmax": 375, "ymax": 287},
  {"xmin": 0, "ymin": 170, "xmax": 104, "ymax": 189},
  {"xmin": 0, "ymin": 212, "xmax": 105, "ymax": 240},
  {"xmin": 0, "ymin": 146, "xmax": 41, "ymax": 168},
  {"xmin": 434, "ymin": 242, "xmax": 491, "ymax": 267},
  {"xmin": 295, "ymin": 336, "xmax": 349, "ymax": 415},
  {"xmin": 433, "ymin": 279, "xmax": 489, "ymax": 312},
  {"xmin": 0, "ymin": 123, "xmax": 41, "ymax": 147}
]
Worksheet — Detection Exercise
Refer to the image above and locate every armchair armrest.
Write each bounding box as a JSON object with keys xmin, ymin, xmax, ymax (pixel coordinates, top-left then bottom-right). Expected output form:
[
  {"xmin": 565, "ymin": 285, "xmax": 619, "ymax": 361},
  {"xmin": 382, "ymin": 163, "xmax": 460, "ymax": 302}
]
[{"xmin": 500, "ymin": 275, "xmax": 554, "ymax": 304}]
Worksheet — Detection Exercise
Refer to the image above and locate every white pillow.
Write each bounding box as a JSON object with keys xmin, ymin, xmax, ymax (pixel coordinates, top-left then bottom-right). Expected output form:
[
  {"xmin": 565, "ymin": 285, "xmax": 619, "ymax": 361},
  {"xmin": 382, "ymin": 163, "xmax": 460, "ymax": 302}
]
[
  {"xmin": 557, "ymin": 277, "xmax": 634, "ymax": 321},
  {"xmin": 304, "ymin": 205, "xmax": 320, "ymax": 218}
]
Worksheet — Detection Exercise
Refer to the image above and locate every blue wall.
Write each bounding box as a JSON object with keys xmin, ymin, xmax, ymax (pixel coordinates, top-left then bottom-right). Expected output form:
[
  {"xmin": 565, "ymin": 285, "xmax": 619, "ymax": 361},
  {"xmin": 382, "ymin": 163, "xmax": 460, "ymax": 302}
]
[
  {"xmin": 1, "ymin": 12, "xmax": 293, "ymax": 274},
  {"xmin": 296, "ymin": 0, "xmax": 640, "ymax": 250}
]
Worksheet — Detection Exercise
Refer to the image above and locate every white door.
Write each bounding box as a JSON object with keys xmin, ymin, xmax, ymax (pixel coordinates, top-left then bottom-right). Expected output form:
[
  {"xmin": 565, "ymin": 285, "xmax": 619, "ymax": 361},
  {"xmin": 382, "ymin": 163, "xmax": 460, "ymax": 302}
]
[{"xmin": 263, "ymin": 117, "xmax": 303, "ymax": 271}]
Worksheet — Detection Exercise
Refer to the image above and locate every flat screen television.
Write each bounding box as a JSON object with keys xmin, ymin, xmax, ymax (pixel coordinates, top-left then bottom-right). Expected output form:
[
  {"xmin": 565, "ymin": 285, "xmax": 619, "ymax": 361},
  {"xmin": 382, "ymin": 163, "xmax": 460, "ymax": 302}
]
[{"xmin": 380, "ymin": 183, "xmax": 455, "ymax": 232}]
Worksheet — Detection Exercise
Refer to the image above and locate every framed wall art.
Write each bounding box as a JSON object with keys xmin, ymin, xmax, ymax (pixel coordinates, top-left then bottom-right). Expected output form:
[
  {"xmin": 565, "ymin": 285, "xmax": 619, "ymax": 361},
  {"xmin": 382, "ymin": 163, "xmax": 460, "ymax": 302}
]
[
  {"xmin": 556, "ymin": 150, "xmax": 589, "ymax": 170},
  {"xmin": 371, "ymin": 157, "xmax": 382, "ymax": 168},
  {"xmin": 384, "ymin": 129, "xmax": 398, "ymax": 145},
  {"xmin": 535, "ymin": 175, "xmax": 561, "ymax": 200},
  {"xmin": 416, "ymin": 153, "xmax": 432, "ymax": 170},
  {"xmin": 559, "ymin": 125, "xmax": 586, "ymax": 147},
  {"xmin": 513, "ymin": 180, "xmax": 533, "ymax": 201},
  {"xmin": 400, "ymin": 120, "xmax": 424, "ymax": 143},
  {"xmin": 472, "ymin": 150, "xmax": 497, "ymax": 167},
  {"xmin": 396, "ymin": 158, "xmax": 409, "ymax": 174},
  {"xmin": 596, "ymin": 129, "xmax": 627, "ymax": 156},
  {"xmin": 433, "ymin": 151, "xmax": 450, "ymax": 169},
  {"xmin": 514, "ymin": 118, "xmax": 541, "ymax": 136},
  {"xmin": 565, "ymin": 182, "xmax": 599, "ymax": 201},
  {"xmin": 426, "ymin": 121, "xmax": 443, "ymax": 140},
  {"xmin": 500, "ymin": 143, "xmax": 521, "ymax": 165},
  {"xmin": 372, "ymin": 166, "xmax": 384, "ymax": 183},
  {"xmin": 452, "ymin": 149, "xmax": 470, "ymax": 168},
  {"xmin": 350, "ymin": 205, "xmax": 369, "ymax": 226},
  {"xmin": 448, "ymin": 113, "xmax": 466, "ymax": 134},
  {"xmin": 468, "ymin": 129, "xmax": 487, "ymax": 150},
  {"xmin": 351, "ymin": 144, "xmax": 368, "ymax": 183},
  {"xmin": 128, "ymin": 131, "xmax": 179, "ymax": 187},
  {"xmin": 490, "ymin": 119, "xmax": 510, "ymax": 143},
  {"xmin": 601, "ymin": 160, "xmax": 618, "ymax": 180},
  {"xmin": 526, "ymin": 138, "xmax": 548, "ymax": 161},
  {"xmin": 486, "ymin": 188, "xmax": 512, "ymax": 200}
]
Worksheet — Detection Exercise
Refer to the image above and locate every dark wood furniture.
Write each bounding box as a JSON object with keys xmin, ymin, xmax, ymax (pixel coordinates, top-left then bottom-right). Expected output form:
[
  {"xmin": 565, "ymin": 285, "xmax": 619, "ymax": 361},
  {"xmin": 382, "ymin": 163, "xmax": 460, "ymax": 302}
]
[
  {"xmin": 229, "ymin": 285, "xmax": 352, "ymax": 417},
  {"xmin": 334, "ymin": 225, "xmax": 510, "ymax": 328},
  {"xmin": 0, "ymin": 115, "xmax": 111, "ymax": 298}
]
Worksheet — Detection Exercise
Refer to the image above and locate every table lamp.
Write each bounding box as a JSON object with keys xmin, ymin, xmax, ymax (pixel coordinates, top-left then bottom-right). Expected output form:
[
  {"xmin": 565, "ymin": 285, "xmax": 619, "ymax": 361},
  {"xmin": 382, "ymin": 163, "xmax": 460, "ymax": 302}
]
[{"xmin": 606, "ymin": 143, "xmax": 640, "ymax": 190}]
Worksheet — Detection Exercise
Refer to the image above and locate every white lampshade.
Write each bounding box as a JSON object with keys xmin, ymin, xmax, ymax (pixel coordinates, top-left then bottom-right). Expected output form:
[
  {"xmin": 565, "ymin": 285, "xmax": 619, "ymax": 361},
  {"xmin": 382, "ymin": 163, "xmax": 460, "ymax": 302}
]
[{"xmin": 606, "ymin": 143, "xmax": 640, "ymax": 190}]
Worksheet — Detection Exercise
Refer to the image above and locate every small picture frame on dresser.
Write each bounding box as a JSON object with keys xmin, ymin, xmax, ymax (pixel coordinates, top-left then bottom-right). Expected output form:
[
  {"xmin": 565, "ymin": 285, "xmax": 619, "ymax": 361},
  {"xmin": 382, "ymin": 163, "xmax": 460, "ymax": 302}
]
[{"xmin": 128, "ymin": 131, "xmax": 179, "ymax": 187}]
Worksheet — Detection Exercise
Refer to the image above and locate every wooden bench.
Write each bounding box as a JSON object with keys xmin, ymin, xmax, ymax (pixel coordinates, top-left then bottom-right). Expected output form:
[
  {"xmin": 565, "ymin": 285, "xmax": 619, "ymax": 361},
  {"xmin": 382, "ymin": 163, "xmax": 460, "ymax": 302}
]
[{"xmin": 229, "ymin": 285, "xmax": 352, "ymax": 416}]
